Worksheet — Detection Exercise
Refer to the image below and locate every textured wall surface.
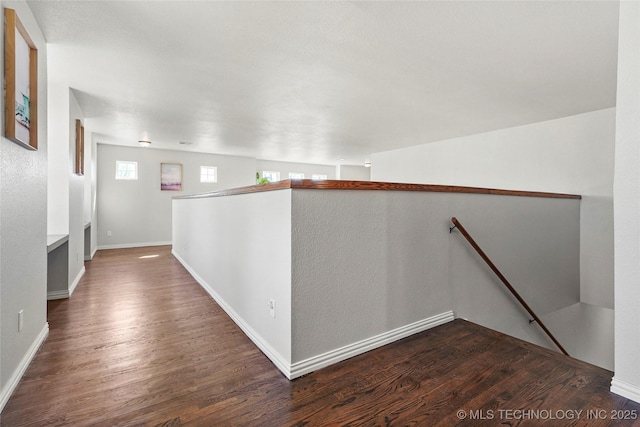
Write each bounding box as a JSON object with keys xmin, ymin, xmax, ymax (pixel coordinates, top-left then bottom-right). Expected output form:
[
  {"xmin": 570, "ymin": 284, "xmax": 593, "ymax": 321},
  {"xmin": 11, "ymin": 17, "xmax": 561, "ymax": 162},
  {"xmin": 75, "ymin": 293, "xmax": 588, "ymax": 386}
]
[
  {"xmin": 172, "ymin": 190, "xmax": 293, "ymax": 368},
  {"xmin": 611, "ymin": 0, "xmax": 640, "ymax": 403},
  {"xmin": 291, "ymin": 190, "xmax": 579, "ymax": 360},
  {"xmin": 97, "ymin": 144, "xmax": 256, "ymax": 248},
  {"xmin": 448, "ymin": 194, "xmax": 580, "ymax": 349},
  {"xmin": 290, "ymin": 190, "xmax": 452, "ymax": 361},
  {"xmin": 68, "ymin": 91, "xmax": 85, "ymax": 287},
  {"xmin": 173, "ymin": 186, "xmax": 580, "ymax": 376},
  {"xmin": 1, "ymin": 0, "xmax": 49, "ymax": 406},
  {"xmin": 372, "ymin": 108, "xmax": 614, "ymax": 309}
]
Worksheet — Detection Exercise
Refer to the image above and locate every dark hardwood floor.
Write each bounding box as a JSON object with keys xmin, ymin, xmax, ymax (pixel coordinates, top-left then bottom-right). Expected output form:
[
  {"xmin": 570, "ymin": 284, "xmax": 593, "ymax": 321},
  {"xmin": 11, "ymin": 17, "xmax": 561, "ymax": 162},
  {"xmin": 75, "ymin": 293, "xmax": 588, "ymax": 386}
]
[{"xmin": 2, "ymin": 246, "xmax": 639, "ymax": 426}]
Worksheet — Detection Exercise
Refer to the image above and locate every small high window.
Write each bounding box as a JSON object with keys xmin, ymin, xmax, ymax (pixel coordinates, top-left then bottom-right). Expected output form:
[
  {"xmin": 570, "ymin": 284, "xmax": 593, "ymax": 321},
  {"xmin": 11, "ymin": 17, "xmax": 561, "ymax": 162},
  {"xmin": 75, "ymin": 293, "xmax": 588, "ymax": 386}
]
[
  {"xmin": 200, "ymin": 166, "xmax": 218, "ymax": 183},
  {"xmin": 116, "ymin": 161, "xmax": 138, "ymax": 180},
  {"xmin": 312, "ymin": 174, "xmax": 327, "ymax": 180},
  {"xmin": 289, "ymin": 172, "xmax": 304, "ymax": 179},
  {"xmin": 262, "ymin": 171, "xmax": 280, "ymax": 182}
]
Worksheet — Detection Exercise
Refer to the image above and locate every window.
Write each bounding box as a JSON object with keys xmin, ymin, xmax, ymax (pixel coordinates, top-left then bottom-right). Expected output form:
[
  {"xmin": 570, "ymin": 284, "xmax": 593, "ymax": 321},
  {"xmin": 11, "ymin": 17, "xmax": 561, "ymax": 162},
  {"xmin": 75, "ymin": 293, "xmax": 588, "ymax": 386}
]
[
  {"xmin": 262, "ymin": 171, "xmax": 280, "ymax": 182},
  {"xmin": 312, "ymin": 174, "xmax": 327, "ymax": 180},
  {"xmin": 115, "ymin": 161, "xmax": 138, "ymax": 180},
  {"xmin": 200, "ymin": 166, "xmax": 218, "ymax": 183},
  {"xmin": 289, "ymin": 172, "xmax": 304, "ymax": 179}
]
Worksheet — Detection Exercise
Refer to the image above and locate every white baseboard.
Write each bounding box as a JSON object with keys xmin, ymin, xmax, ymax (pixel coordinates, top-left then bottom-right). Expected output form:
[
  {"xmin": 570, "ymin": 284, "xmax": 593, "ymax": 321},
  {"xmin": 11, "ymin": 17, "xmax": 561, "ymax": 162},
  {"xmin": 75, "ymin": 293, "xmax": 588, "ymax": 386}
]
[
  {"xmin": 611, "ymin": 378, "xmax": 640, "ymax": 404},
  {"xmin": 289, "ymin": 310, "xmax": 454, "ymax": 379},
  {"xmin": 172, "ymin": 249, "xmax": 454, "ymax": 380},
  {"xmin": 69, "ymin": 266, "xmax": 85, "ymax": 296},
  {"xmin": 0, "ymin": 323, "xmax": 49, "ymax": 412},
  {"xmin": 47, "ymin": 267, "xmax": 85, "ymax": 300},
  {"xmin": 47, "ymin": 290, "xmax": 69, "ymax": 300},
  {"xmin": 97, "ymin": 241, "xmax": 172, "ymax": 250},
  {"xmin": 84, "ymin": 247, "xmax": 97, "ymax": 261}
]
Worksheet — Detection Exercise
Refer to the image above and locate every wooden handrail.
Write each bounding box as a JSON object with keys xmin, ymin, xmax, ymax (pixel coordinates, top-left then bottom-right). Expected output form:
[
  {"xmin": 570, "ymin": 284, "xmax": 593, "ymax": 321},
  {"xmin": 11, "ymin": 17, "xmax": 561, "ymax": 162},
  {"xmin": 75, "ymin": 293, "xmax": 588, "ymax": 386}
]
[
  {"xmin": 173, "ymin": 180, "xmax": 582, "ymax": 200},
  {"xmin": 450, "ymin": 217, "xmax": 569, "ymax": 356}
]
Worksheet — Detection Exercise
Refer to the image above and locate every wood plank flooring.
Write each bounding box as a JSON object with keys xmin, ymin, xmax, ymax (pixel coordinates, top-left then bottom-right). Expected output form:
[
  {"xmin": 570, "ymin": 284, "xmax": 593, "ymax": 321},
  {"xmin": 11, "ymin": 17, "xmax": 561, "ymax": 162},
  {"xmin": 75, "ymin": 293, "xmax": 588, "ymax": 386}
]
[{"xmin": 2, "ymin": 246, "xmax": 640, "ymax": 426}]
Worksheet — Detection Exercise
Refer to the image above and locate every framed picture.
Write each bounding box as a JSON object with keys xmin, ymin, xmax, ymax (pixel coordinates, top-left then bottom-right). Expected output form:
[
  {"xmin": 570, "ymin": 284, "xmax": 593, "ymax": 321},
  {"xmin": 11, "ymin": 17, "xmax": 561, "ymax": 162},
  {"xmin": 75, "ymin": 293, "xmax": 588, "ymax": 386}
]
[
  {"xmin": 161, "ymin": 163, "xmax": 182, "ymax": 191},
  {"xmin": 75, "ymin": 120, "xmax": 84, "ymax": 175},
  {"xmin": 4, "ymin": 8, "xmax": 38, "ymax": 150}
]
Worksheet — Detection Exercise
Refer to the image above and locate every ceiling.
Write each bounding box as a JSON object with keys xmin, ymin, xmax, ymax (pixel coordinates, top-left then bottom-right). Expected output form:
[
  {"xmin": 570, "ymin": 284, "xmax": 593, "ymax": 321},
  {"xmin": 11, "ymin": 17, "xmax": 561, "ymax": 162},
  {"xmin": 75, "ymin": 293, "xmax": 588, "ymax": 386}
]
[{"xmin": 27, "ymin": 1, "xmax": 619, "ymax": 166}]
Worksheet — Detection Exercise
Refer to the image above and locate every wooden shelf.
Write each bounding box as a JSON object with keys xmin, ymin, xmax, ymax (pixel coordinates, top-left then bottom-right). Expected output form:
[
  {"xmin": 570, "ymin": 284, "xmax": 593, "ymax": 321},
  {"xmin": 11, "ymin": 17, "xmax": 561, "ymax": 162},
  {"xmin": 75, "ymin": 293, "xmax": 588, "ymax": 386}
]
[{"xmin": 47, "ymin": 234, "xmax": 69, "ymax": 253}]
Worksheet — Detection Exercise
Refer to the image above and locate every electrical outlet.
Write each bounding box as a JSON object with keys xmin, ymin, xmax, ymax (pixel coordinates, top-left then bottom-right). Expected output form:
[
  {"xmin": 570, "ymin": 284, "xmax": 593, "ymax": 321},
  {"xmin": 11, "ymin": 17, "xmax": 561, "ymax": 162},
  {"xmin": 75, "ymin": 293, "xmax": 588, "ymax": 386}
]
[
  {"xmin": 268, "ymin": 299, "xmax": 275, "ymax": 318},
  {"xmin": 107, "ymin": 231, "xmax": 112, "ymax": 237},
  {"xmin": 18, "ymin": 310, "xmax": 24, "ymax": 332}
]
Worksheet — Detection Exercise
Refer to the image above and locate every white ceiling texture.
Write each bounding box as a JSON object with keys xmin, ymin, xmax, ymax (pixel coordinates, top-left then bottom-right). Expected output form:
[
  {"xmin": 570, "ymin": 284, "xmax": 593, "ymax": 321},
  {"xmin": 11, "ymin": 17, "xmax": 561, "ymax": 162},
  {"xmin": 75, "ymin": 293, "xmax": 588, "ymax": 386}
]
[{"xmin": 27, "ymin": 1, "xmax": 619, "ymax": 166}]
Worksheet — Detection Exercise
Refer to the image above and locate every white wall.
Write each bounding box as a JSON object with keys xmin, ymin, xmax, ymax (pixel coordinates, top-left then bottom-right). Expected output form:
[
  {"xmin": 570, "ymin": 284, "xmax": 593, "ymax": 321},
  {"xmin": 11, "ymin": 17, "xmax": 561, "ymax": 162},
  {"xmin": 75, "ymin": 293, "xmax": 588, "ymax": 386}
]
[
  {"xmin": 46, "ymin": 82, "xmax": 69, "ymax": 235},
  {"xmin": 47, "ymin": 77, "xmax": 87, "ymax": 295},
  {"xmin": 339, "ymin": 165, "xmax": 370, "ymax": 181},
  {"xmin": 372, "ymin": 108, "xmax": 615, "ymax": 309},
  {"xmin": 172, "ymin": 190, "xmax": 293, "ymax": 373},
  {"xmin": 257, "ymin": 159, "xmax": 336, "ymax": 181},
  {"xmin": 448, "ymin": 194, "xmax": 580, "ymax": 349},
  {"xmin": 1, "ymin": 0, "xmax": 49, "ymax": 409},
  {"xmin": 81, "ymin": 104, "xmax": 97, "ymax": 260},
  {"xmin": 89, "ymin": 132, "xmax": 98, "ymax": 258},
  {"xmin": 291, "ymin": 190, "xmax": 579, "ymax": 361},
  {"xmin": 67, "ymin": 92, "xmax": 85, "ymax": 290},
  {"xmin": 97, "ymin": 144, "xmax": 256, "ymax": 248},
  {"xmin": 611, "ymin": 0, "xmax": 640, "ymax": 404},
  {"xmin": 289, "ymin": 190, "xmax": 454, "ymax": 362},
  {"xmin": 173, "ymin": 186, "xmax": 580, "ymax": 377}
]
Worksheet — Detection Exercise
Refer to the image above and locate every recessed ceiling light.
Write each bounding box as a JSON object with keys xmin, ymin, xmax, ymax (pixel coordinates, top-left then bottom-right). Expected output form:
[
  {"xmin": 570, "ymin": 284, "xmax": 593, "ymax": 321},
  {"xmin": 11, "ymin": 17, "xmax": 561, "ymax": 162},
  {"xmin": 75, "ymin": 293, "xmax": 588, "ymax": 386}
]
[
  {"xmin": 138, "ymin": 140, "xmax": 151, "ymax": 147},
  {"xmin": 364, "ymin": 162, "xmax": 371, "ymax": 168}
]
